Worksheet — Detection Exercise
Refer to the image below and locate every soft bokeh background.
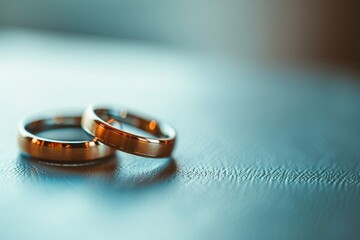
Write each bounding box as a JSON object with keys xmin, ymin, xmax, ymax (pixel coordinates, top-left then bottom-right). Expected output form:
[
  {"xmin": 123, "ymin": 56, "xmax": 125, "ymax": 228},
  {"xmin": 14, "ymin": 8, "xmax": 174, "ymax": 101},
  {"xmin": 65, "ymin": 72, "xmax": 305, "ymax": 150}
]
[
  {"xmin": 1, "ymin": 0, "xmax": 359, "ymax": 70},
  {"xmin": 0, "ymin": 1, "xmax": 360, "ymax": 240}
]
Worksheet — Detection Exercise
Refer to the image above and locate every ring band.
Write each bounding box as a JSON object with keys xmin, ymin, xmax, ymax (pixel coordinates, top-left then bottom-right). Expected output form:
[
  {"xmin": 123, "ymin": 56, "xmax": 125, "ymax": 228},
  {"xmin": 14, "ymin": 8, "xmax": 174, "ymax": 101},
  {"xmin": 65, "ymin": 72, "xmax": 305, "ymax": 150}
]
[
  {"xmin": 17, "ymin": 113, "xmax": 115, "ymax": 162},
  {"xmin": 81, "ymin": 105, "xmax": 176, "ymax": 158}
]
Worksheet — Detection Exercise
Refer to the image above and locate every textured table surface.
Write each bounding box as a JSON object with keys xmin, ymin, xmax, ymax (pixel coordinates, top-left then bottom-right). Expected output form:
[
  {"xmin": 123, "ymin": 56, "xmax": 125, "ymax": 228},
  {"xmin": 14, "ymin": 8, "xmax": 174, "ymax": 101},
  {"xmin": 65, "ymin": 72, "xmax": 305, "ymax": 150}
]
[{"xmin": 0, "ymin": 30, "xmax": 360, "ymax": 240}]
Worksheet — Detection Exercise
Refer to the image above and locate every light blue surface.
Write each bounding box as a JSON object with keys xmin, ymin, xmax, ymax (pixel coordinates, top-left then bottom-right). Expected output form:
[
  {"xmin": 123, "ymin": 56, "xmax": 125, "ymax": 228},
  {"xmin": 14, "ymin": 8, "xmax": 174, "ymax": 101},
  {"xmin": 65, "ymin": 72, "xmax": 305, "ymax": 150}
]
[{"xmin": 0, "ymin": 30, "xmax": 360, "ymax": 240}]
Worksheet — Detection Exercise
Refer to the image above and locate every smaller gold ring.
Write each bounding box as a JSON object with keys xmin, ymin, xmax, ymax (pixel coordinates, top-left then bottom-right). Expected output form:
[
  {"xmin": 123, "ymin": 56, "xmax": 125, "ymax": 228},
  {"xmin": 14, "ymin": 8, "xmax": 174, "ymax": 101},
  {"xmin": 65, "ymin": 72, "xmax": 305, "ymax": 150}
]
[
  {"xmin": 81, "ymin": 105, "xmax": 176, "ymax": 158},
  {"xmin": 17, "ymin": 113, "xmax": 115, "ymax": 162}
]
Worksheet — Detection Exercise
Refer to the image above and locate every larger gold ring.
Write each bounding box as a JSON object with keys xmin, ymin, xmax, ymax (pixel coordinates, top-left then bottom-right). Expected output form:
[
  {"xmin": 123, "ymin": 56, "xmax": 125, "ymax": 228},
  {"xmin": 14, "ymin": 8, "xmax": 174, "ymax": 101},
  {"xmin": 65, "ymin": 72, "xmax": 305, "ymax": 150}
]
[
  {"xmin": 17, "ymin": 113, "xmax": 115, "ymax": 162},
  {"xmin": 81, "ymin": 105, "xmax": 176, "ymax": 158}
]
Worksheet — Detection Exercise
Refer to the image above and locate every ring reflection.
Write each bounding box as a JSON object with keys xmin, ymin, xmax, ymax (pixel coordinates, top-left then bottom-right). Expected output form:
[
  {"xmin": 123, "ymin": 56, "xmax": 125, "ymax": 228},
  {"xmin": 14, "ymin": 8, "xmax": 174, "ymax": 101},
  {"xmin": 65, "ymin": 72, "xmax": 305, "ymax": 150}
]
[{"xmin": 17, "ymin": 153, "xmax": 177, "ymax": 188}]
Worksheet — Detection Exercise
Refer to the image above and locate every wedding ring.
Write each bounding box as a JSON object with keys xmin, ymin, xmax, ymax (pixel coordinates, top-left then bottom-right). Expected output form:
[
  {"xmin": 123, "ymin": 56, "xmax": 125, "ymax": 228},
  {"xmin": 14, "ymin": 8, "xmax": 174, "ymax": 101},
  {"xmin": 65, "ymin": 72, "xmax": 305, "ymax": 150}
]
[
  {"xmin": 17, "ymin": 113, "xmax": 115, "ymax": 162},
  {"xmin": 81, "ymin": 105, "xmax": 176, "ymax": 158}
]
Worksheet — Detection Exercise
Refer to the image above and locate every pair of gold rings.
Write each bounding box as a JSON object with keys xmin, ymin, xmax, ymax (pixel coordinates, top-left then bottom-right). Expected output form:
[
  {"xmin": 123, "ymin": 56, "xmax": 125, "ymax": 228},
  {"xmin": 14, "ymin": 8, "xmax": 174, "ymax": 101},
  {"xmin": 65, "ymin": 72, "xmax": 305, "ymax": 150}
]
[{"xmin": 17, "ymin": 105, "xmax": 176, "ymax": 163}]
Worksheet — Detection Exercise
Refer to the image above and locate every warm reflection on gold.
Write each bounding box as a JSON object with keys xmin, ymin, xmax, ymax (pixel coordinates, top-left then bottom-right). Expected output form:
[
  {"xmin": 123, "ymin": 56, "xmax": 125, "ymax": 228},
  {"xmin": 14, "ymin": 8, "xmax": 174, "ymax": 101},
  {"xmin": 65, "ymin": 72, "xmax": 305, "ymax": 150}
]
[
  {"xmin": 149, "ymin": 120, "xmax": 157, "ymax": 130},
  {"xmin": 84, "ymin": 141, "xmax": 97, "ymax": 148},
  {"xmin": 106, "ymin": 118, "xmax": 117, "ymax": 125},
  {"xmin": 83, "ymin": 105, "xmax": 176, "ymax": 158},
  {"xmin": 18, "ymin": 115, "xmax": 115, "ymax": 162}
]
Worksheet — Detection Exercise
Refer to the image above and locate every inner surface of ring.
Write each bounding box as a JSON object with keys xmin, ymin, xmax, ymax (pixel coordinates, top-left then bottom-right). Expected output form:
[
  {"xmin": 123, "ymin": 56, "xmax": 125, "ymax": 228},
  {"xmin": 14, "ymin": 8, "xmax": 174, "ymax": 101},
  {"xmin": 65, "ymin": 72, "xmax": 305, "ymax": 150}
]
[
  {"xmin": 26, "ymin": 117, "xmax": 93, "ymax": 141},
  {"xmin": 95, "ymin": 109, "xmax": 169, "ymax": 138}
]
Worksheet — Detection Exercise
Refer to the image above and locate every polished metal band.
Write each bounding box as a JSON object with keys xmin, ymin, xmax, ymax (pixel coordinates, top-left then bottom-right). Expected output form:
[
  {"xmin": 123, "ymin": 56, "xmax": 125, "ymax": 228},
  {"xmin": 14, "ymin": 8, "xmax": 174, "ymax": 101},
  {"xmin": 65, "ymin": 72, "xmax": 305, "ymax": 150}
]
[
  {"xmin": 17, "ymin": 114, "xmax": 115, "ymax": 162},
  {"xmin": 81, "ymin": 105, "xmax": 176, "ymax": 158}
]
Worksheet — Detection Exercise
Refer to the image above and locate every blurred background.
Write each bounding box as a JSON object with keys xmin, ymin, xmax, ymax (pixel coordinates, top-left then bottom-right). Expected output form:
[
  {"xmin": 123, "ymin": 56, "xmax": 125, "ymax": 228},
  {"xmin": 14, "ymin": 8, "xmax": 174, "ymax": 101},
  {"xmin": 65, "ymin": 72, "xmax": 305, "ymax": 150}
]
[{"xmin": 0, "ymin": 0, "xmax": 359, "ymax": 72}]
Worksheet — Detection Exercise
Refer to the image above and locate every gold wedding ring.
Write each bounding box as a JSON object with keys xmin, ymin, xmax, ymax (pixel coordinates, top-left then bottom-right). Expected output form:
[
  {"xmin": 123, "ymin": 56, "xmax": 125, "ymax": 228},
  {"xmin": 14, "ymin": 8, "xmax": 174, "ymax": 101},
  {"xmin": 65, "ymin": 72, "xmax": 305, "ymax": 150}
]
[
  {"xmin": 17, "ymin": 113, "xmax": 115, "ymax": 162},
  {"xmin": 81, "ymin": 105, "xmax": 176, "ymax": 158},
  {"xmin": 17, "ymin": 106, "xmax": 176, "ymax": 162}
]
